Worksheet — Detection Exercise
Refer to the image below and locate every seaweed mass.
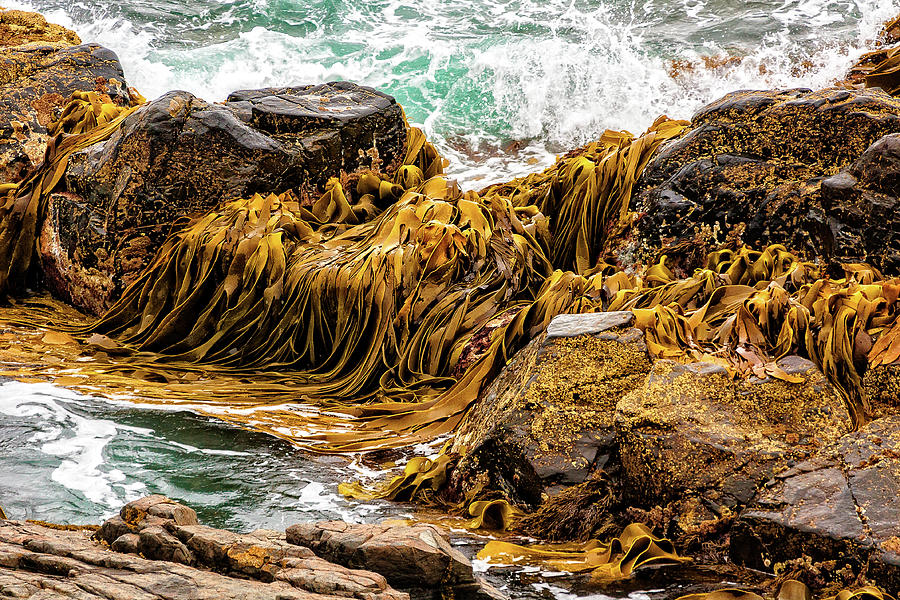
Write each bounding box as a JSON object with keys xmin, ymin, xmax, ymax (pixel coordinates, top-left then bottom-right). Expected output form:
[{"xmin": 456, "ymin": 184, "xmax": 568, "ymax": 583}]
[{"xmin": 0, "ymin": 7, "xmax": 899, "ymax": 600}]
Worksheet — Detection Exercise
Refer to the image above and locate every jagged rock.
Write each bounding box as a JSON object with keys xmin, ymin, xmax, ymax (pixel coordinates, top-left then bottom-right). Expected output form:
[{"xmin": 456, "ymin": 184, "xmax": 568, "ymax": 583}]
[
  {"xmin": 39, "ymin": 82, "xmax": 407, "ymax": 314},
  {"xmin": 0, "ymin": 42, "xmax": 131, "ymax": 183},
  {"xmin": 0, "ymin": 9, "xmax": 80, "ymax": 47},
  {"xmin": 627, "ymin": 88, "xmax": 900, "ymax": 274},
  {"xmin": 447, "ymin": 311, "xmax": 651, "ymax": 507},
  {"xmin": 285, "ymin": 521, "xmax": 503, "ymax": 600},
  {"xmin": 730, "ymin": 415, "xmax": 900, "ymax": 589},
  {"xmin": 615, "ymin": 356, "xmax": 853, "ymax": 515}
]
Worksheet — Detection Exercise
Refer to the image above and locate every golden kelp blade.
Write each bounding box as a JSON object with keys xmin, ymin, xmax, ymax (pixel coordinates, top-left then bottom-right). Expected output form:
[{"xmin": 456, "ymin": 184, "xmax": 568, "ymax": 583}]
[
  {"xmin": 464, "ymin": 499, "xmax": 523, "ymax": 531},
  {"xmin": 339, "ymin": 453, "xmax": 456, "ymax": 503},
  {"xmin": 673, "ymin": 580, "xmax": 896, "ymax": 600},
  {"xmin": 477, "ymin": 523, "xmax": 688, "ymax": 580},
  {"xmin": 0, "ymin": 91, "xmax": 144, "ymax": 296}
]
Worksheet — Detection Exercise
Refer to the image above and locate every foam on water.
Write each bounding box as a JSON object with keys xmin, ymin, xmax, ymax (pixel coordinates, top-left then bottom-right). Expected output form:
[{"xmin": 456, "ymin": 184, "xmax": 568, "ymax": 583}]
[
  {"xmin": 0, "ymin": 381, "xmax": 147, "ymax": 516},
  {"xmin": 4, "ymin": 0, "xmax": 898, "ymax": 186}
]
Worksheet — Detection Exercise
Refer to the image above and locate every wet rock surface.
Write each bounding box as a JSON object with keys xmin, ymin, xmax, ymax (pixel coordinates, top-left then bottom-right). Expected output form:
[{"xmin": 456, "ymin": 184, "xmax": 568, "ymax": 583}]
[
  {"xmin": 615, "ymin": 356, "xmax": 852, "ymax": 512},
  {"xmin": 730, "ymin": 415, "xmax": 900, "ymax": 589},
  {"xmin": 448, "ymin": 312, "xmax": 651, "ymax": 507},
  {"xmin": 628, "ymin": 88, "xmax": 900, "ymax": 274},
  {"xmin": 0, "ymin": 41, "xmax": 131, "ymax": 183},
  {"xmin": 39, "ymin": 83, "xmax": 407, "ymax": 314},
  {"xmin": 0, "ymin": 494, "xmax": 460, "ymax": 599}
]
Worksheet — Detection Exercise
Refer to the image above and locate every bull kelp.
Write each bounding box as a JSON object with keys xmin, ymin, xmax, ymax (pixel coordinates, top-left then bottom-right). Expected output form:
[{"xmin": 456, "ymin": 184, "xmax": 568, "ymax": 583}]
[{"xmin": 0, "ymin": 91, "xmax": 898, "ymax": 456}]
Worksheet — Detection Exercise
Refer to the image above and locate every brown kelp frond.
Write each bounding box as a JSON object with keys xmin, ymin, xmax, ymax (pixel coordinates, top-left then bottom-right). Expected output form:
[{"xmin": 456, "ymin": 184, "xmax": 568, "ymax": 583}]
[
  {"xmin": 0, "ymin": 91, "xmax": 144, "ymax": 296},
  {"xmin": 339, "ymin": 446, "xmax": 522, "ymax": 531},
  {"xmin": 675, "ymin": 581, "xmax": 896, "ymax": 600},
  {"xmin": 90, "ymin": 173, "xmax": 554, "ymax": 410},
  {"xmin": 480, "ymin": 116, "xmax": 690, "ymax": 273},
  {"xmin": 339, "ymin": 452, "xmax": 456, "ymax": 503},
  {"xmin": 476, "ymin": 522, "xmax": 689, "ymax": 580}
]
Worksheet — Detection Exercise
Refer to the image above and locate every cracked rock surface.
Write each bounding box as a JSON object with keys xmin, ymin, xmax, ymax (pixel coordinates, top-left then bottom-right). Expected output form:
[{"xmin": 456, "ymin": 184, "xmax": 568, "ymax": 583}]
[
  {"xmin": 730, "ymin": 415, "xmax": 900, "ymax": 589},
  {"xmin": 0, "ymin": 495, "xmax": 501, "ymax": 600}
]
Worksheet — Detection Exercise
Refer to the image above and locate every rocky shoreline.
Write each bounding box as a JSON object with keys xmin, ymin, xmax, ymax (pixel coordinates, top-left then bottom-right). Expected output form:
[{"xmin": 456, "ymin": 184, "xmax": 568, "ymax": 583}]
[
  {"xmin": 0, "ymin": 6, "xmax": 899, "ymax": 599},
  {"xmin": 0, "ymin": 495, "xmax": 501, "ymax": 600}
]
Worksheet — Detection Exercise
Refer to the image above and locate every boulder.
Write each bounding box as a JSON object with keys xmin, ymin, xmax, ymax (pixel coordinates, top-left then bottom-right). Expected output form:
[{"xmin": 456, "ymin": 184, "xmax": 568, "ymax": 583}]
[
  {"xmin": 615, "ymin": 356, "xmax": 853, "ymax": 513},
  {"xmin": 39, "ymin": 82, "xmax": 408, "ymax": 314},
  {"xmin": 730, "ymin": 415, "xmax": 900, "ymax": 590},
  {"xmin": 447, "ymin": 311, "xmax": 652, "ymax": 507},
  {"xmin": 0, "ymin": 519, "xmax": 406, "ymax": 600},
  {"xmin": 0, "ymin": 42, "xmax": 131, "ymax": 182},
  {"xmin": 285, "ymin": 521, "xmax": 503, "ymax": 600},
  {"xmin": 626, "ymin": 88, "xmax": 900, "ymax": 274},
  {"xmin": 0, "ymin": 9, "xmax": 80, "ymax": 47},
  {"xmin": 87, "ymin": 495, "xmax": 406, "ymax": 600}
]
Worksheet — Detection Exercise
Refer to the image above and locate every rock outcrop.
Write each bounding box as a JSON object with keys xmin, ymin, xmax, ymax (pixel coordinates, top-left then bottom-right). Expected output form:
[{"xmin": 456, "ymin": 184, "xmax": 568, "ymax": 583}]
[
  {"xmin": 0, "ymin": 9, "xmax": 80, "ymax": 48},
  {"xmin": 39, "ymin": 82, "xmax": 408, "ymax": 314},
  {"xmin": 448, "ymin": 311, "xmax": 652, "ymax": 507},
  {"xmin": 627, "ymin": 88, "xmax": 900, "ymax": 274},
  {"xmin": 286, "ymin": 521, "xmax": 502, "ymax": 600},
  {"xmin": 0, "ymin": 495, "xmax": 502, "ymax": 600},
  {"xmin": 730, "ymin": 415, "xmax": 900, "ymax": 589},
  {"xmin": 615, "ymin": 356, "xmax": 852, "ymax": 510},
  {"xmin": 0, "ymin": 42, "xmax": 131, "ymax": 183}
]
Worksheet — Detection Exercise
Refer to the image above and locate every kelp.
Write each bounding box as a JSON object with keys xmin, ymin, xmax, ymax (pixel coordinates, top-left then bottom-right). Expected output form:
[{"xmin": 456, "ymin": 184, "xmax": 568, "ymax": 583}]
[
  {"xmin": 480, "ymin": 115, "xmax": 689, "ymax": 273},
  {"xmin": 0, "ymin": 91, "xmax": 144, "ymax": 296},
  {"xmin": 338, "ymin": 452, "xmax": 456, "ymax": 503},
  {"xmin": 674, "ymin": 580, "xmax": 896, "ymax": 600},
  {"xmin": 0, "ymin": 88, "xmax": 898, "ymax": 454},
  {"xmin": 848, "ymin": 13, "xmax": 900, "ymax": 96},
  {"xmin": 476, "ymin": 522, "xmax": 689, "ymax": 580}
]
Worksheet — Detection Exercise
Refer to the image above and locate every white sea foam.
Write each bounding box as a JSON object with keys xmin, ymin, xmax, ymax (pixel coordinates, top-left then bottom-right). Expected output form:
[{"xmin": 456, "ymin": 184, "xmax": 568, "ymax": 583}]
[
  {"xmin": 4, "ymin": 0, "xmax": 898, "ymax": 186},
  {"xmin": 0, "ymin": 381, "xmax": 147, "ymax": 511}
]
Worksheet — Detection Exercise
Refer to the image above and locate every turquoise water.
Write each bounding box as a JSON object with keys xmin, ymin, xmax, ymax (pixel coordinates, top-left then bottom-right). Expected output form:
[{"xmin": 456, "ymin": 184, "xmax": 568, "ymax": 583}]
[
  {"xmin": 6, "ymin": 0, "xmax": 899, "ymax": 184},
  {"xmin": 1, "ymin": 1, "xmax": 899, "ymax": 595}
]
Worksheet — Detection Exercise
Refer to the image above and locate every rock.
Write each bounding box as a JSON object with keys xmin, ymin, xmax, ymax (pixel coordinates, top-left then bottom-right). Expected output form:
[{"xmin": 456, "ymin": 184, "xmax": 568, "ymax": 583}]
[
  {"xmin": 447, "ymin": 311, "xmax": 651, "ymax": 507},
  {"xmin": 285, "ymin": 520, "xmax": 502, "ymax": 600},
  {"xmin": 92, "ymin": 495, "xmax": 406, "ymax": 599},
  {"xmin": 39, "ymin": 82, "xmax": 407, "ymax": 314},
  {"xmin": 0, "ymin": 518, "xmax": 406, "ymax": 600},
  {"xmin": 0, "ymin": 9, "xmax": 80, "ymax": 47},
  {"xmin": 863, "ymin": 361, "xmax": 900, "ymax": 419},
  {"xmin": 0, "ymin": 42, "xmax": 131, "ymax": 183},
  {"xmin": 627, "ymin": 88, "xmax": 900, "ymax": 274},
  {"xmin": 615, "ymin": 356, "xmax": 852, "ymax": 513},
  {"xmin": 730, "ymin": 415, "xmax": 900, "ymax": 589}
]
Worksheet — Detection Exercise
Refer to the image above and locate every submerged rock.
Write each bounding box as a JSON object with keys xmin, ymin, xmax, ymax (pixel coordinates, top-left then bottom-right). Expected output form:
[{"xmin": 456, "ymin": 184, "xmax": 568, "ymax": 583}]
[
  {"xmin": 0, "ymin": 41, "xmax": 131, "ymax": 183},
  {"xmin": 39, "ymin": 82, "xmax": 407, "ymax": 314},
  {"xmin": 628, "ymin": 87, "xmax": 900, "ymax": 274},
  {"xmin": 448, "ymin": 311, "xmax": 651, "ymax": 507},
  {"xmin": 730, "ymin": 415, "xmax": 900, "ymax": 589},
  {"xmin": 615, "ymin": 356, "xmax": 852, "ymax": 514}
]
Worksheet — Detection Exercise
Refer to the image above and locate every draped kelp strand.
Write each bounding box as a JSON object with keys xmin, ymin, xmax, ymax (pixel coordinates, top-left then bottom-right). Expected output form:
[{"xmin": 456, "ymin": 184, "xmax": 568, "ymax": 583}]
[
  {"xmin": 476, "ymin": 522, "xmax": 689, "ymax": 581},
  {"xmin": 0, "ymin": 91, "xmax": 145, "ymax": 296},
  {"xmin": 674, "ymin": 580, "xmax": 896, "ymax": 600},
  {"xmin": 0, "ymin": 91, "xmax": 897, "ymax": 455}
]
